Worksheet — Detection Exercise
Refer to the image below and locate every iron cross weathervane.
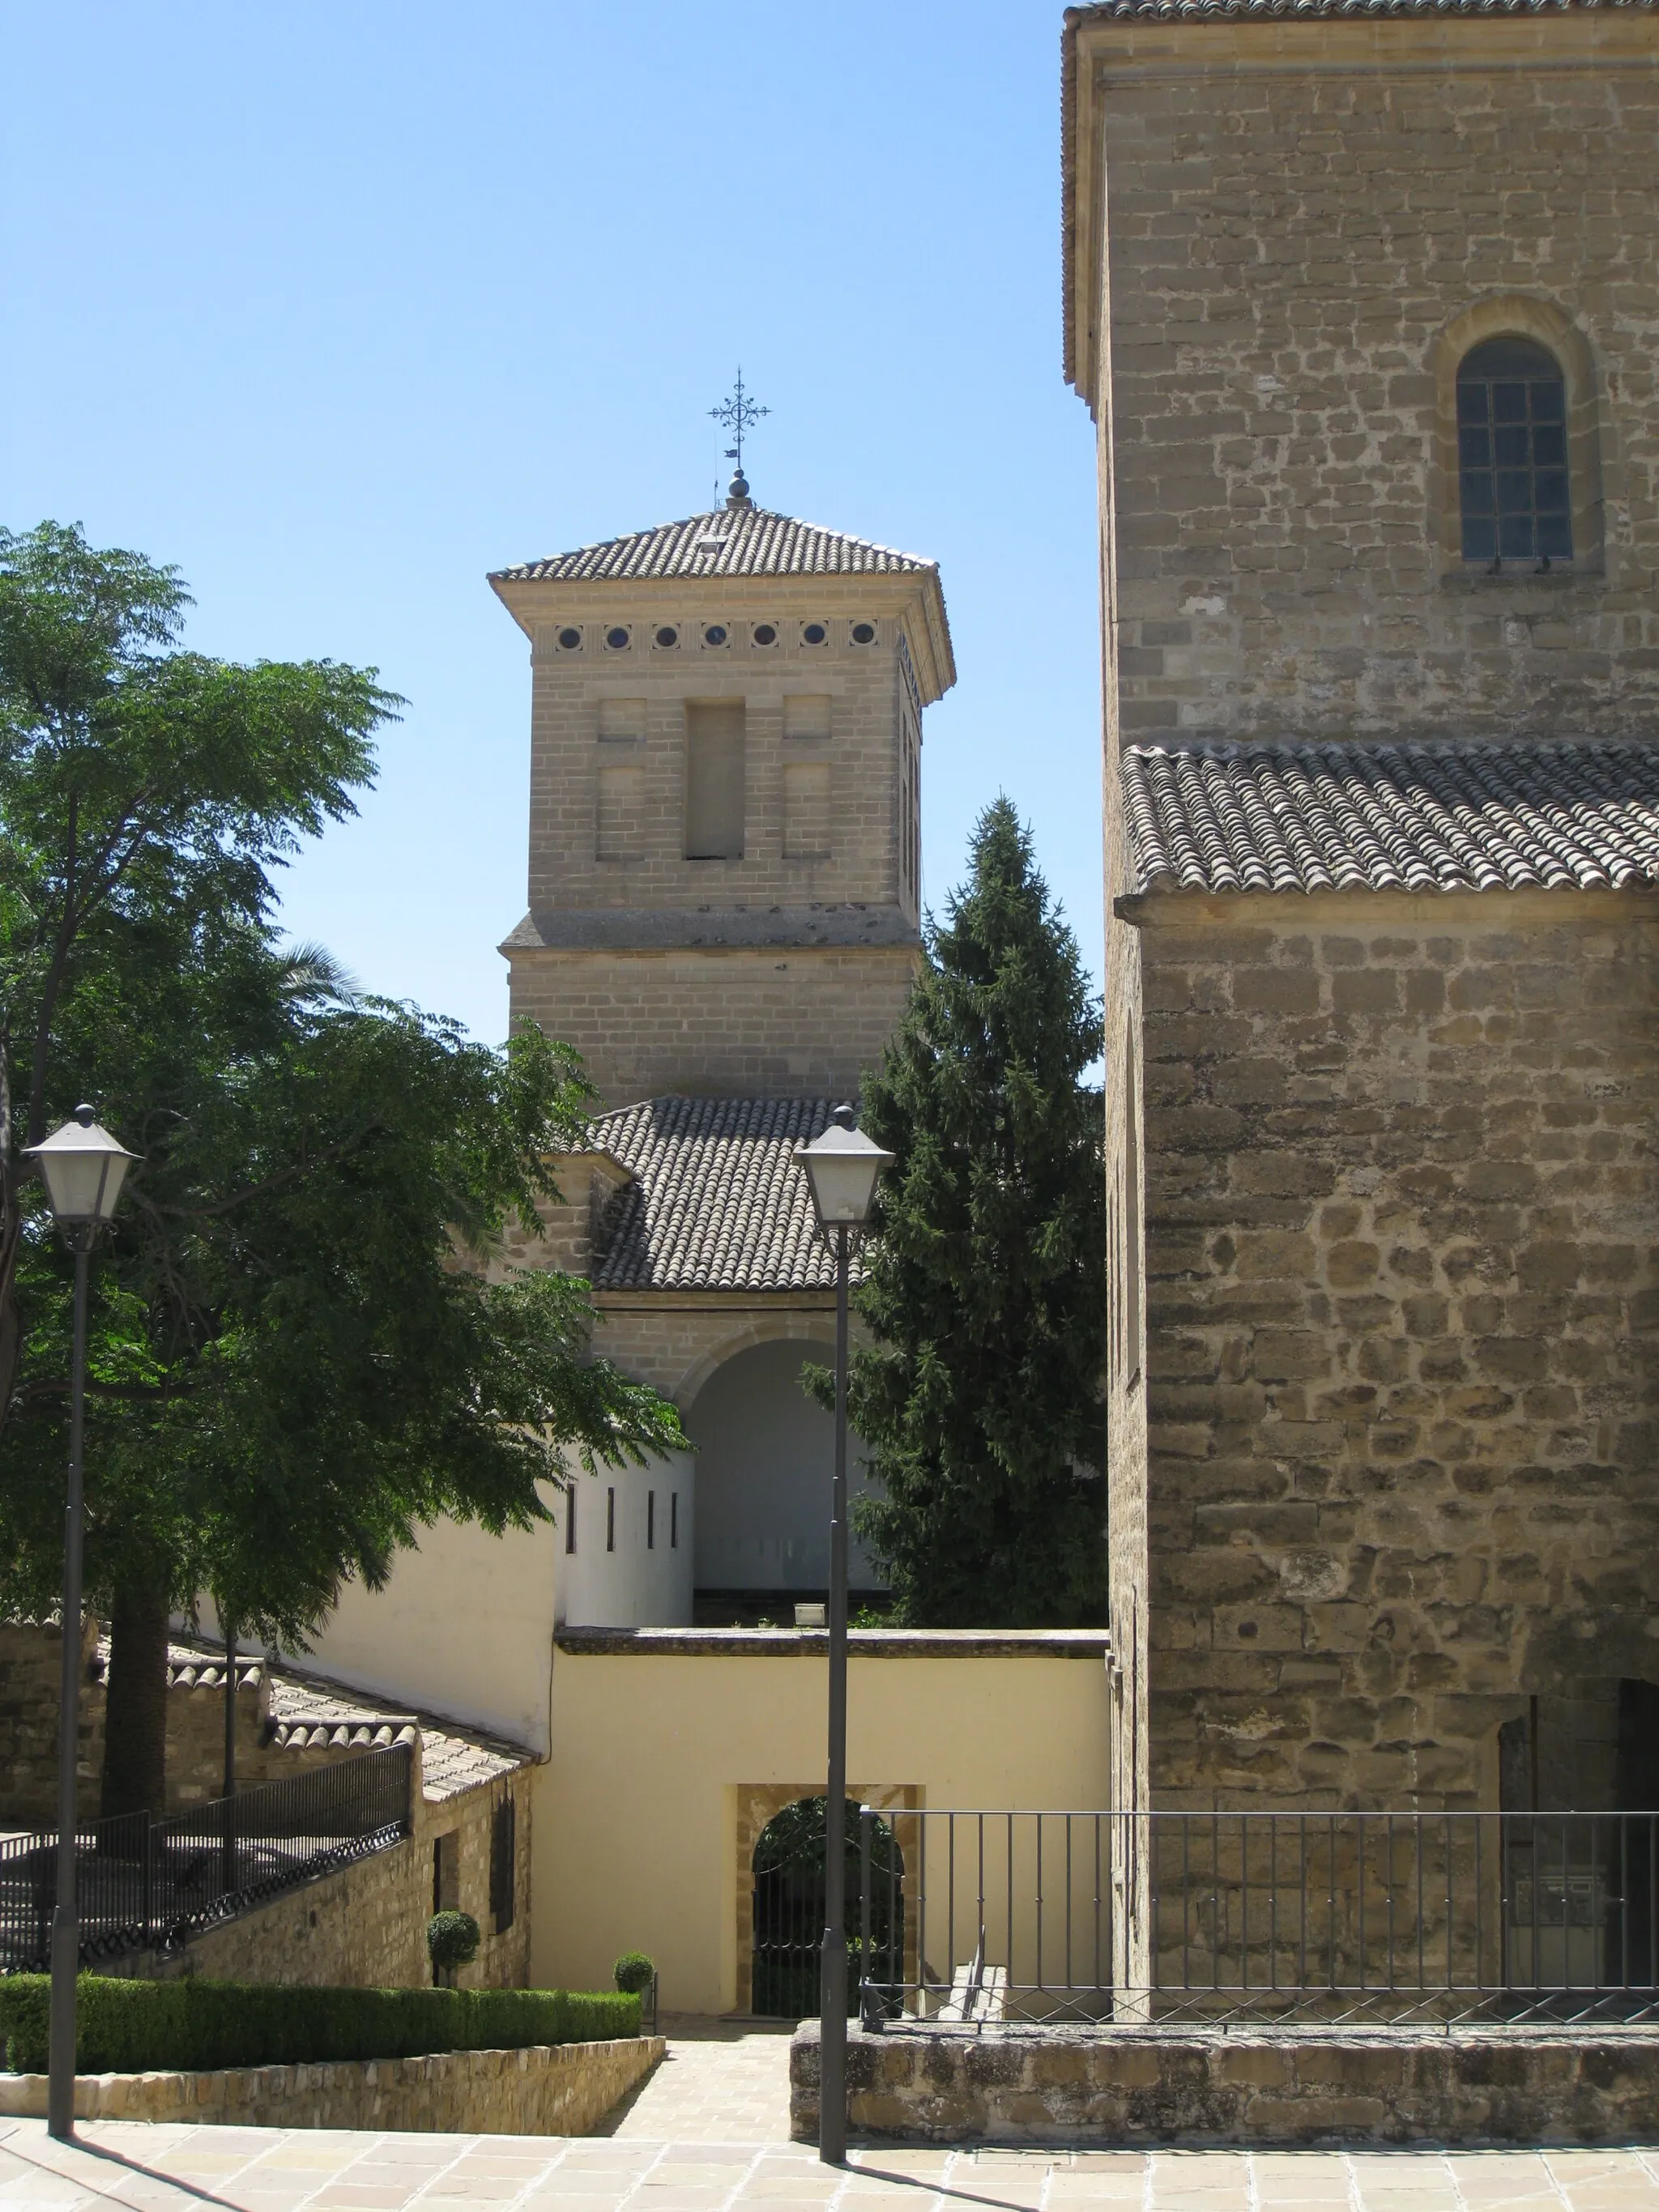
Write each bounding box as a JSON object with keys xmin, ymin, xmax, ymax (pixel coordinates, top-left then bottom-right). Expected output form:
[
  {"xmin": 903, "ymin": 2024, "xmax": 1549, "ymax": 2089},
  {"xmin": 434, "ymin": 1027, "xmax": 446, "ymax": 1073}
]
[{"xmin": 710, "ymin": 369, "xmax": 769, "ymax": 479}]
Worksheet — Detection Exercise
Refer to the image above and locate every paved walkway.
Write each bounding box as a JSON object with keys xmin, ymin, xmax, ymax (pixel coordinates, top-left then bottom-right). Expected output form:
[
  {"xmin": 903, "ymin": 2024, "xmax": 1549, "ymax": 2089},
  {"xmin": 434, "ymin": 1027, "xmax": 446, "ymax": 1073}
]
[
  {"xmin": 596, "ymin": 2016, "xmax": 795, "ymax": 2142},
  {"xmin": 5, "ymin": 2120, "xmax": 1659, "ymax": 2212}
]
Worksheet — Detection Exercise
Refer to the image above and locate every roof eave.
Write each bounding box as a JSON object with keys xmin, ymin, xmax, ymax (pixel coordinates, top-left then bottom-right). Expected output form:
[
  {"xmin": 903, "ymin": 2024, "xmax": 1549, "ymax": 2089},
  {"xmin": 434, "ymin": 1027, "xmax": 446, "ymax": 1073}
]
[{"xmin": 1061, "ymin": 8, "xmax": 1101, "ymax": 416}]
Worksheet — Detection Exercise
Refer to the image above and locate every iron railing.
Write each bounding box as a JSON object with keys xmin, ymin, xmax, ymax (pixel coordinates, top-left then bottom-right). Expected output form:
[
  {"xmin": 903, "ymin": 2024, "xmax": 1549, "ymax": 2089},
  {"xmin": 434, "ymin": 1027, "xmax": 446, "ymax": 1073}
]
[
  {"xmin": 855, "ymin": 1806, "xmax": 1659, "ymax": 2031},
  {"xmin": 0, "ymin": 1744, "xmax": 412, "ymax": 1973}
]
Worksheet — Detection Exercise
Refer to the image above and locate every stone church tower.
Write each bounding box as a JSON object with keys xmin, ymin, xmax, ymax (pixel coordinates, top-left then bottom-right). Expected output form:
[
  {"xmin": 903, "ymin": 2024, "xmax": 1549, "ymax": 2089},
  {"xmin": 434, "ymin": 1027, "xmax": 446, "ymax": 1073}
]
[
  {"xmin": 484, "ymin": 480, "xmax": 953, "ymax": 1633},
  {"xmin": 489, "ymin": 476, "xmax": 953, "ymax": 1107},
  {"xmin": 1065, "ymin": 0, "xmax": 1659, "ymax": 1827}
]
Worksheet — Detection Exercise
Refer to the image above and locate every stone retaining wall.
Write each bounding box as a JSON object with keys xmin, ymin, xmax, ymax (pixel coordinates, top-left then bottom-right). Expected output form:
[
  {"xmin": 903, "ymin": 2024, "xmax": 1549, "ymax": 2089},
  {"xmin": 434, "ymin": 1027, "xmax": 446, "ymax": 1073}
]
[
  {"xmin": 790, "ymin": 2023, "xmax": 1659, "ymax": 2146},
  {"xmin": 0, "ymin": 2034, "xmax": 663, "ymax": 2135}
]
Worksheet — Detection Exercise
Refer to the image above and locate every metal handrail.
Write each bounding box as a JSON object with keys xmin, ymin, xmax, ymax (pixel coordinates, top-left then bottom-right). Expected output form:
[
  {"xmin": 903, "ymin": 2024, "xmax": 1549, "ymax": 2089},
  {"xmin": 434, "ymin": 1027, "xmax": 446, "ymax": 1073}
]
[{"xmin": 0, "ymin": 1743, "xmax": 413, "ymax": 1972}]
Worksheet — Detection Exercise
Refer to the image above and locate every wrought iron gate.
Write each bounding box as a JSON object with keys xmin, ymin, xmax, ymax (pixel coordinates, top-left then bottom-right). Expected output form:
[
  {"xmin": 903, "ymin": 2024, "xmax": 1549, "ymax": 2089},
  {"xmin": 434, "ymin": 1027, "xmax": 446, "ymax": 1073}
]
[{"xmin": 751, "ymin": 1797, "xmax": 902, "ymax": 2019}]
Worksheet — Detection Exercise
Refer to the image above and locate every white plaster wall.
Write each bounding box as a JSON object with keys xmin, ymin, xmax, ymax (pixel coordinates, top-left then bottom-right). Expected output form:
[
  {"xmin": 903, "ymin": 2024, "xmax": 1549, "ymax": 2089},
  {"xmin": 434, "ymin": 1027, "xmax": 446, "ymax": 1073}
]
[
  {"xmin": 687, "ymin": 1339, "xmax": 878, "ymax": 1592},
  {"xmin": 532, "ymin": 1639, "xmax": 1111, "ymax": 2012},
  {"xmin": 283, "ymin": 1500, "xmax": 561, "ymax": 1755},
  {"xmin": 557, "ymin": 1450, "xmax": 695, "ymax": 1629}
]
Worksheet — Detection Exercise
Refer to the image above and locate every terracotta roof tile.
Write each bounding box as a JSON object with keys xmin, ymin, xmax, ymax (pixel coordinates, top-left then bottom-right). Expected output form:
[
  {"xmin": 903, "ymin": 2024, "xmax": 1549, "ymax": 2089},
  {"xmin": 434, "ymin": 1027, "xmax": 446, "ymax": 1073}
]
[
  {"xmin": 1123, "ymin": 742, "xmax": 1659, "ymax": 897},
  {"xmin": 492, "ymin": 506, "xmax": 933, "ymax": 586},
  {"xmin": 590, "ymin": 1097, "xmax": 846, "ymax": 1293}
]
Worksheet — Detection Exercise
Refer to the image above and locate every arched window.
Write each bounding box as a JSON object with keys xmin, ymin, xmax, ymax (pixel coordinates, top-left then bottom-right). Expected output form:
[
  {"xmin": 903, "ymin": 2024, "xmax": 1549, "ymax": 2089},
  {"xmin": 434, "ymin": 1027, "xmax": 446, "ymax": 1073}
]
[{"xmin": 1456, "ymin": 338, "xmax": 1572, "ymax": 564}]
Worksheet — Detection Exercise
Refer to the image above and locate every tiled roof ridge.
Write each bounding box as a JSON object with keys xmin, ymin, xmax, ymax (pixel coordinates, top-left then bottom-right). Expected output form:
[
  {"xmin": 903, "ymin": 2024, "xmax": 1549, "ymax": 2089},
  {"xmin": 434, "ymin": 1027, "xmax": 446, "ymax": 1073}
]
[
  {"xmin": 1072, "ymin": 0, "xmax": 1655, "ymax": 19},
  {"xmin": 491, "ymin": 506, "xmax": 935, "ymax": 586},
  {"xmin": 1123, "ymin": 737, "xmax": 1659, "ymax": 897}
]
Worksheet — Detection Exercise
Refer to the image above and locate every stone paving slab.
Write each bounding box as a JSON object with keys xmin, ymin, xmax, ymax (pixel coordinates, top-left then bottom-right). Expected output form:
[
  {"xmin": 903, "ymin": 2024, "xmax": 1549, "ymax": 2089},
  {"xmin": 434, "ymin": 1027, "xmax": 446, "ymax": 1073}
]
[{"xmin": 4, "ymin": 2125, "xmax": 1659, "ymax": 2212}]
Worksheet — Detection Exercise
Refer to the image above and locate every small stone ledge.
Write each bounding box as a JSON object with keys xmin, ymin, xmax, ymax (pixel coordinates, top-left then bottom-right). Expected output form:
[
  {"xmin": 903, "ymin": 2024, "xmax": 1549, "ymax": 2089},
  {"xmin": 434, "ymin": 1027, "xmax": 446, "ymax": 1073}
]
[
  {"xmin": 555, "ymin": 1627, "xmax": 1111, "ymax": 1659},
  {"xmin": 789, "ymin": 2022, "xmax": 1659, "ymax": 2146},
  {"xmin": 0, "ymin": 2035, "xmax": 663, "ymax": 2136}
]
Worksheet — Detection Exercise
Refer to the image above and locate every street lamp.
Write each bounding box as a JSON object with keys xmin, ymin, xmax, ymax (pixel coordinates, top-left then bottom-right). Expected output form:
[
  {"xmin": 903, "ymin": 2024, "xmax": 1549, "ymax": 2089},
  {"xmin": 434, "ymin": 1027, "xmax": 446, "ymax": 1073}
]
[
  {"xmin": 23, "ymin": 1106, "xmax": 138, "ymax": 2142},
  {"xmin": 791, "ymin": 1103, "xmax": 892, "ymax": 2166}
]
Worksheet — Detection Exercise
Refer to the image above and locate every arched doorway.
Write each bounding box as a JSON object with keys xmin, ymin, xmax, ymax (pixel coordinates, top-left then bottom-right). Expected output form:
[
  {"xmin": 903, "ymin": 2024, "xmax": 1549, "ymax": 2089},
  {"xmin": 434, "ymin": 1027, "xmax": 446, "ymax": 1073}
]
[
  {"xmin": 749, "ymin": 1796, "xmax": 902, "ymax": 2020},
  {"xmin": 686, "ymin": 1338, "xmax": 881, "ymax": 1605}
]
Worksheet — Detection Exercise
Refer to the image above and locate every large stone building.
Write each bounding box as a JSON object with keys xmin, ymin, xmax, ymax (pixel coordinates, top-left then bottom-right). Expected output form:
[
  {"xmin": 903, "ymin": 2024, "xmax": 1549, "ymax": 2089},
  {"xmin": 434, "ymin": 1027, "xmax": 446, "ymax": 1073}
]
[
  {"xmin": 488, "ymin": 474, "xmax": 956, "ymax": 1622},
  {"xmin": 1066, "ymin": 0, "xmax": 1659, "ymax": 1819}
]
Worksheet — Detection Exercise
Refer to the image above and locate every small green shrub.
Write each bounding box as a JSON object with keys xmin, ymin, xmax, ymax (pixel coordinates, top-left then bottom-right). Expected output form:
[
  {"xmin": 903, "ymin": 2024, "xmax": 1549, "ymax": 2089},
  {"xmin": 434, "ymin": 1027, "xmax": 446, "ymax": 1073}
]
[
  {"xmin": 0, "ymin": 1975, "xmax": 642, "ymax": 2075},
  {"xmin": 612, "ymin": 1951, "xmax": 655, "ymax": 1996},
  {"xmin": 427, "ymin": 1911, "xmax": 481, "ymax": 1973}
]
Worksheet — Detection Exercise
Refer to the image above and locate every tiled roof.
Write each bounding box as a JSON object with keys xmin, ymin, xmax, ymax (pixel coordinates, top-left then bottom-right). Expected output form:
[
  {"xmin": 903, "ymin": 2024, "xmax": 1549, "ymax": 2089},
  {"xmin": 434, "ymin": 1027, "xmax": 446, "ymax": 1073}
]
[
  {"xmin": 1073, "ymin": 0, "xmax": 1653, "ymax": 17},
  {"xmin": 1123, "ymin": 742, "xmax": 1659, "ymax": 897},
  {"xmin": 491, "ymin": 506, "xmax": 933, "ymax": 585},
  {"xmin": 589, "ymin": 1097, "xmax": 844, "ymax": 1293},
  {"xmin": 160, "ymin": 1635, "xmax": 531, "ymax": 1802}
]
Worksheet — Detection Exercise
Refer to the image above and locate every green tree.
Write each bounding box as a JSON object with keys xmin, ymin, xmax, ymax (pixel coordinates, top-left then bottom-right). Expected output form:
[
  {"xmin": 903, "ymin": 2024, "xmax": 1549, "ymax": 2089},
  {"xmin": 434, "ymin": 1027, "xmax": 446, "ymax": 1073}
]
[
  {"xmin": 832, "ymin": 797, "xmax": 1107, "ymax": 1626},
  {"xmin": 0, "ymin": 523, "xmax": 684, "ymax": 1814}
]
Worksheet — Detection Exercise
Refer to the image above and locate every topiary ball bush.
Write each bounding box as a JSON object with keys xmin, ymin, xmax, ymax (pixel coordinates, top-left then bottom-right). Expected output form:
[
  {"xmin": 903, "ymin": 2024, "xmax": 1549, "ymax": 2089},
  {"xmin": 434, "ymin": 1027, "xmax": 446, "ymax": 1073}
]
[
  {"xmin": 428, "ymin": 1911, "xmax": 481, "ymax": 1972},
  {"xmin": 613, "ymin": 1950, "xmax": 655, "ymax": 1996}
]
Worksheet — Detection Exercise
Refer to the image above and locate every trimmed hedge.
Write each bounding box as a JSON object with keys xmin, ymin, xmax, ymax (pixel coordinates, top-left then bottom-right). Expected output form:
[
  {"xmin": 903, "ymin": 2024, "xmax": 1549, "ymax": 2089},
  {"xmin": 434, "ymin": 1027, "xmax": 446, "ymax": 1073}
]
[{"xmin": 0, "ymin": 1976, "xmax": 642, "ymax": 2076}]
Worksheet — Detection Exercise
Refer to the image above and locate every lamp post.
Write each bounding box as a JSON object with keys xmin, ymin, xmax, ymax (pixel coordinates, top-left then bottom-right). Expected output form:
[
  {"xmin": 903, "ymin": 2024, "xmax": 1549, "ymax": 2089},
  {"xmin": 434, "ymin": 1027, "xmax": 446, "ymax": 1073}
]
[
  {"xmin": 23, "ymin": 1106, "xmax": 138, "ymax": 2142},
  {"xmin": 791, "ymin": 1104, "xmax": 892, "ymax": 2166}
]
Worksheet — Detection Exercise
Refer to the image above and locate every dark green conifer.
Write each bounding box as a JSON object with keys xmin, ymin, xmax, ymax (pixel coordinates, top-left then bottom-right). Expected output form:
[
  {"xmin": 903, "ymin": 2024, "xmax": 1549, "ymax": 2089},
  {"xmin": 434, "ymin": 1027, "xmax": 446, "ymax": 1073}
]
[{"xmin": 840, "ymin": 797, "xmax": 1107, "ymax": 1626}]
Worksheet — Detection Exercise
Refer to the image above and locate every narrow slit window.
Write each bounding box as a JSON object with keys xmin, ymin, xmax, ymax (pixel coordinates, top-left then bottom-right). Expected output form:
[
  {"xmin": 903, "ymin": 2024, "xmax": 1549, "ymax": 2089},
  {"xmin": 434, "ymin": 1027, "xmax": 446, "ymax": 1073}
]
[
  {"xmin": 606, "ymin": 1487, "xmax": 616, "ymax": 1552},
  {"xmin": 1456, "ymin": 338, "xmax": 1572, "ymax": 564},
  {"xmin": 565, "ymin": 1485, "xmax": 577, "ymax": 1555},
  {"xmin": 671, "ymin": 1491, "xmax": 679, "ymax": 1549},
  {"xmin": 647, "ymin": 1490, "xmax": 655, "ymax": 1549}
]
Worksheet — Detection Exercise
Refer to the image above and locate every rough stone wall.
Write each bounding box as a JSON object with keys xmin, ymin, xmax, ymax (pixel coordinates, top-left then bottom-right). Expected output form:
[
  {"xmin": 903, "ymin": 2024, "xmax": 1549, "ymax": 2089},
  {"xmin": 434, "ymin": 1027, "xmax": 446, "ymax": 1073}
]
[
  {"xmin": 0, "ymin": 1620, "xmax": 104, "ymax": 1825},
  {"xmin": 0, "ymin": 2033, "xmax": 663, "ymax": 2136},
  {"xmin": 0, "ymin": 1632, "xmax": 405, "ymax": 1829},
  {"xmin": 1085, "ymin": 14, "xmax": 1659, "ymax": 743},
  {"xmin": 117, "ymin": 1761, "xmax": 533, "ymax": 1992},
  {"xmin": 791, "ymin": 2020, "xmax": 1659, "ymax": 2146},
  {"xmin": 1133, "ymin": 885, "xmax": 1659, "ymax": 1809},
  {"xmin": 508, "ymin": 944, "xmax": 917, "ymax": 1109}
]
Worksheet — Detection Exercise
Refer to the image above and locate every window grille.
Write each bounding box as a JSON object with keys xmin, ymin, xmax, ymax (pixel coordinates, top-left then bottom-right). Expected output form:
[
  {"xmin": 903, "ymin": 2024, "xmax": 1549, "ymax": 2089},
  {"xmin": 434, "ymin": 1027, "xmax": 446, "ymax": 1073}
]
[{"xmin": 1456, "ymin": 337, "xmax": 1571, "ymax": 563}]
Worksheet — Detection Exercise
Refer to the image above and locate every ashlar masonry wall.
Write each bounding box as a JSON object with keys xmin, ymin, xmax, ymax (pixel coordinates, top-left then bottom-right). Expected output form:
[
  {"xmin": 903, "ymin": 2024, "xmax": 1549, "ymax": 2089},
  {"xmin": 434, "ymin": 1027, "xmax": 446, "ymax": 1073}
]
[
  {"xmin": 1074, "ymin": 12, "xmax": 1659, "ymax": 744},
  {"xmin": 1130, "ymin": 885, "xmax": 1659, "ymax": 1809}
]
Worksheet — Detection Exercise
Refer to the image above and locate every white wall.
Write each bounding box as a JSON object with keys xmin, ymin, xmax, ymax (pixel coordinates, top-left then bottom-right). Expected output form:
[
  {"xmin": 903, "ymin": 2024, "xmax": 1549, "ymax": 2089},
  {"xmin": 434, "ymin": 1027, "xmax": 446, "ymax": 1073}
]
[
  {"xmin": 688, "ymin": 1338, "xmax": 878, "ymax": 1592},
  {"xmin": 557, "ymin": 1449, "xmax": 695, "ymax": 1629},
  {"xmin": 283, "ymin": 1499, "xmax": 561, "ymax": 1754}
]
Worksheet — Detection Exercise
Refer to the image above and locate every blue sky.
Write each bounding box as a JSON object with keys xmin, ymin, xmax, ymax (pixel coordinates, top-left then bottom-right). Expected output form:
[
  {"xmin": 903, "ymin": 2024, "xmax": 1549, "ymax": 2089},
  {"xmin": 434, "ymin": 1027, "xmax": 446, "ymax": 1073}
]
[{"xmin": 2, "ymin": 1, "xmax": 1102, "ymax": 1046}]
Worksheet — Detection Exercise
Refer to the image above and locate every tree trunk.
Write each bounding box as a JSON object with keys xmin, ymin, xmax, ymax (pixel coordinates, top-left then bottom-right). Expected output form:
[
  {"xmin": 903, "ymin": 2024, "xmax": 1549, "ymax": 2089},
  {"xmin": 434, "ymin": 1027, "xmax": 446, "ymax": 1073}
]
[{"xmin": 100, "ymin": 1586, "xmax": 170, "ymax": 1820}]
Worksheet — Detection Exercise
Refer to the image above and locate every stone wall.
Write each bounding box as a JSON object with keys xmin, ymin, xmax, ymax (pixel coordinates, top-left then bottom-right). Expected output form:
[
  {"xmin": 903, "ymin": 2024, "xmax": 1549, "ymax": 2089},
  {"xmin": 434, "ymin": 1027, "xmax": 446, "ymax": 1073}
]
[
  {"xmin": 507, "ymin": 578, "xmax": 944, "ymax": 923},
  {"xmin": 1131, "ymin": 884, "xmax": 1659, "ymax": 1810},
  {"xmin": 0, "ymin": 2033, "xmax": 663, "ymax": 2135},
  {"xmin": 508, "ymin": 943, "xmax": 917, "ymax": 1109},
  {"xmin": 0, "ymin": 1620, "xmax": 103, "ymax": 1825},
  {"xmin": 0, "ymin": 1629, "xmax": 407, "ymax": 1829},
  {"xmin": 116, "ymin": 1757, "xmax": 534, "ymax": 1992},
  {"xmin": 1070, "ymin": 12, "xmax": 1659, "ymax": 744},
  {"xmin": 789, "ymin": 2021, "xmax": 1659, "ymax": 2146}
]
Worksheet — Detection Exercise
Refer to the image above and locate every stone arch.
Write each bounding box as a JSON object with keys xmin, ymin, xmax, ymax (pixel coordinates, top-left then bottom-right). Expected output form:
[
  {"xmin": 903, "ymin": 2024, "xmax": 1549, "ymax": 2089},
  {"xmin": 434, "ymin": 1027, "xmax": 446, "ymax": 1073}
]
[
  {"xmin": 1428, "ymin": 294, "xmax": 1607, "ymax": 573},
  {"xmin": 672, "ymin": 1312, "xmax": 837, "ymax": 1411},
  {"xmin": 682, "ymin": 1334, "xmax": 881, "ymax": 1598}
]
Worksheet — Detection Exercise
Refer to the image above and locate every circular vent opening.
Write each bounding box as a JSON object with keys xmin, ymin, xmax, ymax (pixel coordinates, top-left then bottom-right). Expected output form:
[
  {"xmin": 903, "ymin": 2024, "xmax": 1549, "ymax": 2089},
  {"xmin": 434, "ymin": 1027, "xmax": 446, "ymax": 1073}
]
[
  {"xmin": 753, "ymin": 623, "xmax": 778, "ymax": 646},
  {"xmin": 605, "ymin": 627, "xmax": 630, "ymax": 650},
  {"xmin": 557, "ymin": 627, "xmax": 582, "ymax": 650},
  {"xmin": 803, "ymin": 622, "xmax": 827, "ymax": 646},
  {"xmin": 655, "ymin": 626, "xmax": 678, "ymax": 649},
  {"xmin": 851, "ymin": 622, "xmax": 876, "ymax": 646},
  {"xmin": 704, "ymin": 624, "xmax": 728, "ymax": 646}
]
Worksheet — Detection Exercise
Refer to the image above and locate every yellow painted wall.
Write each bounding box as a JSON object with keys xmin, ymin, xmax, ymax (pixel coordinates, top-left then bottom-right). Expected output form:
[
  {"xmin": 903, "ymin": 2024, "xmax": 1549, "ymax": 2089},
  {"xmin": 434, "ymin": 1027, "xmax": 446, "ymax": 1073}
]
[{"xmin": 531, "ymin": 1634, "xmax": 1111, "ymax": 2014}]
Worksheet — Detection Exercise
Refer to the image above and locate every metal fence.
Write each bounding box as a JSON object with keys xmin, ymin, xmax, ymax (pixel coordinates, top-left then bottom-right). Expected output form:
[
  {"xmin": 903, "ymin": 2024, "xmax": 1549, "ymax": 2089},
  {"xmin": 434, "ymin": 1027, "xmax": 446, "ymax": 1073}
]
[
  {"xmin": 0, "ymin": 1744, "xmax": 412, "ymax": 1973},
  {"xmin": 855, "ymin": 1806, "xmax": 1659, "ymax": 2031}
]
